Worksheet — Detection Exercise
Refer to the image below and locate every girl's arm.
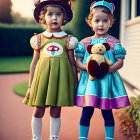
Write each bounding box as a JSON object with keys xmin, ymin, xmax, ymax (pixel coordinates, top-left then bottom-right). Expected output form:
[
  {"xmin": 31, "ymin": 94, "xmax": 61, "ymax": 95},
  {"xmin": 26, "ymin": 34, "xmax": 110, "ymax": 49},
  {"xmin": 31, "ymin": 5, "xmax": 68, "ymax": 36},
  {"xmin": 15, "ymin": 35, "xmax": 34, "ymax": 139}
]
[
  {"xmin": 108, "ymin": 58, "xmax": 123, "ymax": 73},
  {"xmin": 26, "ymin": 51, "xmax": 40, "ymax": 98},
  {"xmin": 68, "ymin": 50, "xmax": 78, "ymax": 93},
  {"xmin": 76, "ymin": 57, "xmax": 87, "ymax": 70},
  {"xmin": 104, "ymin": 57, "xmax": 113, "ymax": 65},
  {"xmin": 28, "ymin": 51, "xmax": 40, "ymax": 88}
]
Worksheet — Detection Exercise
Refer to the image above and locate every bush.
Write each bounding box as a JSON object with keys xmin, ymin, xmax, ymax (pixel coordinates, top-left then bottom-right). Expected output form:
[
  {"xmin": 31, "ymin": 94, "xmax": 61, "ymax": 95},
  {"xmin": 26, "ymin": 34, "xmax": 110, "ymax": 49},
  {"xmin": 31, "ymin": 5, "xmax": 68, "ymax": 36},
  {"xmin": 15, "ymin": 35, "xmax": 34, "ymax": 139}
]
[
  {"xmin": 0, "ymin": 23, "xmax": 43, "ymax": 56},
  {"xmin": 124, "ymin": 95, "xmax": 140, "ymax": 134}
]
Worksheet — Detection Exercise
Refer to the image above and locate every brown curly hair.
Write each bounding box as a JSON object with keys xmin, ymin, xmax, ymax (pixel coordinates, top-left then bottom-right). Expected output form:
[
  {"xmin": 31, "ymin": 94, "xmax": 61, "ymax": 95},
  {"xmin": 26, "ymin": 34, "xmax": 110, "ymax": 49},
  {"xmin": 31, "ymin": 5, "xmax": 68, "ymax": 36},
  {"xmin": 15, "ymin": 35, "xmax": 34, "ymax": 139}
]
[
  {"xmin": 39, "ymin": 6, "xmax": 68, "ymax": 28},
  {"xmin": 86, "ymin": 6, "xmax": 115, "ymax": 27}
]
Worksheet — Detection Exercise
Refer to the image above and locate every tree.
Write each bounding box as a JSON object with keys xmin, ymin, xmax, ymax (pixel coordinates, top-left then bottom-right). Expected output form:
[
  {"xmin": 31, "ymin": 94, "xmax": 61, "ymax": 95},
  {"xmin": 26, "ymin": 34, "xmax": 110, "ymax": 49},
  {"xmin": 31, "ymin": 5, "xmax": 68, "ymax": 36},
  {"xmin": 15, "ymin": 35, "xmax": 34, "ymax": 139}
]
[
  {"xmin": 72, "ymin": 0, "xmax": 93, "ymax": 40},
  {"xmin": 0, "ymin": 0, "xmax": 12, "ymax": 23}
]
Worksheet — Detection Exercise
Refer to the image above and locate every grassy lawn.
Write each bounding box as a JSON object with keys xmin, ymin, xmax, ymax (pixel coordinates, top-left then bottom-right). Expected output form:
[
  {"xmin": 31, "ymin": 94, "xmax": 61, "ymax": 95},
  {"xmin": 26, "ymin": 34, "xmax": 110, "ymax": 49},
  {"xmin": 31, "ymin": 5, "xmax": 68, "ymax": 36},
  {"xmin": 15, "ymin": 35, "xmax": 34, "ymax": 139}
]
[
  {"xmin": 0, "ymin": 56, "xmax": 32, "ymax": 73},
  {"xmin": 13, "ymin": 82, "xmax": 28, "ymax": 97}
]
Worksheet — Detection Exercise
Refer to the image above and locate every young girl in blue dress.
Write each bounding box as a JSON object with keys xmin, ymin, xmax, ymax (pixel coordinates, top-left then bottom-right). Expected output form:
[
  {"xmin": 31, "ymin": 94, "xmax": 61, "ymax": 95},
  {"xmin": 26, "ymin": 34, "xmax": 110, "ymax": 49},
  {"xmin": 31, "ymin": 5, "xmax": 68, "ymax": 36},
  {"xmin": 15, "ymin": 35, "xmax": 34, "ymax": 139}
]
[
  {"xmin": 23, "ymin": 0, "xmax": 78, "ymax": 139},
  {"xmin": 75, "ymin": 1, "xmax": 130, "ymax": 140}
]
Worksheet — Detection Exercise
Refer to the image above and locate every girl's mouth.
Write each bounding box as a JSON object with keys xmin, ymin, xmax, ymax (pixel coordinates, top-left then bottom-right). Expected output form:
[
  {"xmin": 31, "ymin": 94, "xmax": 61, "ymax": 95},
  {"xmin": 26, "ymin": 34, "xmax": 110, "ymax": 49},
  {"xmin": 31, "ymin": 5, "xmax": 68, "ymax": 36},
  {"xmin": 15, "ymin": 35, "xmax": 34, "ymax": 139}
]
[
  {"xmin": 52, "ymin": 22, "xmax": 57, "ymax": 25},
  {"xmin": 98, "ymin": 29, "xmax": 104, "ymax": 31}
]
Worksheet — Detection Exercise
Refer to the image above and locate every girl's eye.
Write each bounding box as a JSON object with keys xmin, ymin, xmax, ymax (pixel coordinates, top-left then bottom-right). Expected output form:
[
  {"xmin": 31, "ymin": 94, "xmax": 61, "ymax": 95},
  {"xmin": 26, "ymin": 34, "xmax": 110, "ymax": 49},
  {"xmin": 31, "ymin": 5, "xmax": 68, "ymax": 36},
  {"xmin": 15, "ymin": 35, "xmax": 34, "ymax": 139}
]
[
  {"xmin": 56, "ymin": 13, "xmax": 62, "ymax": 16},
  {"xmin": 94, "ymin": 19, "xmax": 100, "ymax": 23},
  {"xmin": 47, "ymin": 13, "xmax": 53, "ymax": 16},
  {"xmin": 104, "ymin": 19, "xmax": 108, "ymax": 22}
]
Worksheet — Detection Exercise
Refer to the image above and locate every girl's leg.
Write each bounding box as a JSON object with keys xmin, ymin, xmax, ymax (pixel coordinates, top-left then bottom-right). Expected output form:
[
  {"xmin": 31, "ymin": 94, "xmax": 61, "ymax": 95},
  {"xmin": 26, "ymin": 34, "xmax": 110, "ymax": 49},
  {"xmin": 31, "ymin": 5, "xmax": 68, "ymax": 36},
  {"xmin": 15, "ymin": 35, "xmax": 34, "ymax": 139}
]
[
  {"xmin": 79, "ymin": 107, "xmax": 94, "ymax": 140},
  {"xmin": 32, "ymin": 106, "xmax": 45, "ymax": 140},
  {"xmin": 50, "ymin": 106, "xmax": 61, "ymax": 140},
  {"xmin": 101, "ymin": 109, "xmax": 115, "ymax": 140}
]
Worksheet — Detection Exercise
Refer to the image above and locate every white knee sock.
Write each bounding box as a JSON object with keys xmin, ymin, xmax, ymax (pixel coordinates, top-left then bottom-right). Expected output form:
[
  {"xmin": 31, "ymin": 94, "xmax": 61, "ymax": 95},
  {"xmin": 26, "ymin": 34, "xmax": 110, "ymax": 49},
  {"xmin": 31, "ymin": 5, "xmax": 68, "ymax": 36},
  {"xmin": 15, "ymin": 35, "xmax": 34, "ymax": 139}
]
[
  {"xmin": 50, "ymin": 117, "xmax": 61, "ymax": 139},
  {"xmin": 31, "ymin": 116, "xmax": 42, "ymax": 140}
]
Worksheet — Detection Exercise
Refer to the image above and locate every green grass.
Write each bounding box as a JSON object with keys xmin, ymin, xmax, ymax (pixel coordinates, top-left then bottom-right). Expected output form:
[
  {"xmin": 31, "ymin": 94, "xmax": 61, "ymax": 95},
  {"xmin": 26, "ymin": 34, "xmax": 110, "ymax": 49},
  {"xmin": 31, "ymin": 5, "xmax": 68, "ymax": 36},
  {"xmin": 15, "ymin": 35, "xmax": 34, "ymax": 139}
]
[
  {"xmin": 13, "ymin": 82, "xmax": 28, "ymax": 97},
  {"xmin": 0, "ymin": 56, "xmax": 32, "ymax": 73}
]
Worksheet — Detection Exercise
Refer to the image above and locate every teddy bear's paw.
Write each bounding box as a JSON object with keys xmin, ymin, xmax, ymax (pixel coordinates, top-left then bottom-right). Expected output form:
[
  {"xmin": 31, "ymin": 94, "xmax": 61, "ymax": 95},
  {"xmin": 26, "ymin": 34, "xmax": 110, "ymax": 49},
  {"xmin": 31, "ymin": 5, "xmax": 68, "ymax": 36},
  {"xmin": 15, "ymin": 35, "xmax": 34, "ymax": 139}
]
[
  {"xmin": 88, "ymin": 60, "xmax": 100, "ymax": 76},
  {"xmin": 108, "ymin": 61, "xmax": 113, "ymax": 65},
  {"xmin": 97, "ymin": 62, "xmax": 109, "ymax": 79},
  {"xmin": 89, "ymin": 75, "xmax": 95, "ymax": 80}
]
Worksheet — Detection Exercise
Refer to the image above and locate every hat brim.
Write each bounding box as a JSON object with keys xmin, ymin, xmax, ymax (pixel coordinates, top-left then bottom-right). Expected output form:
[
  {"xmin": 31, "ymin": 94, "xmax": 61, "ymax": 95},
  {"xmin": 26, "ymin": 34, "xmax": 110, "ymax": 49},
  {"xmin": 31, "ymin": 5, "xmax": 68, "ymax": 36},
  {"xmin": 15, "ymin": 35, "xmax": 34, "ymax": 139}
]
[{"xmin": 34, "ymin": 1, "xmax": 73, "ymax": 23}]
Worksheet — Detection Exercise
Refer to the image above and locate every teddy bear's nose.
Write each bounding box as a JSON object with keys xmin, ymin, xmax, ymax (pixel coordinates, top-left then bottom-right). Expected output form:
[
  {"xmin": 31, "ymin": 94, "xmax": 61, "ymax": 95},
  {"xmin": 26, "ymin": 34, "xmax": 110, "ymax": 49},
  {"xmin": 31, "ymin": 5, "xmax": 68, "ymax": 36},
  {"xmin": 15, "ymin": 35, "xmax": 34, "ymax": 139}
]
[{"xmin": 99, "ymin": 49, "xmax": 102, "ymax": 51}]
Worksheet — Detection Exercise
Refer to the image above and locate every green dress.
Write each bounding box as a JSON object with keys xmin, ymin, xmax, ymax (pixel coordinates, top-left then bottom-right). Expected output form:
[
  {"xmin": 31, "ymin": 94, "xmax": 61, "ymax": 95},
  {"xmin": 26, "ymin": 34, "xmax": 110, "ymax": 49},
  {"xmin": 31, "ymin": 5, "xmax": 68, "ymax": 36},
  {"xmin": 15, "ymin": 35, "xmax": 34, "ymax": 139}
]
[{"xmin": 23, "ymin": 32, "xmax": 76, "ymax": 107}]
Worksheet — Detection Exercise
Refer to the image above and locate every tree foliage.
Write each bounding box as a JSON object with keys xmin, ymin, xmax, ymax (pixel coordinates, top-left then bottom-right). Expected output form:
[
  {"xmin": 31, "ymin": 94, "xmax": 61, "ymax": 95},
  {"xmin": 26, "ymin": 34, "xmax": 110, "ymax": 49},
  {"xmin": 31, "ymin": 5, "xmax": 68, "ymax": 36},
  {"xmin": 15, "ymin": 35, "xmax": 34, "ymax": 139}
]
[
  {"xmin": 72, "ymin": 0, "xmax": 93, "ymax": 40},
  {"xmin": 0, "ymin": 0, "xmax": 12, "ymax": 23}
]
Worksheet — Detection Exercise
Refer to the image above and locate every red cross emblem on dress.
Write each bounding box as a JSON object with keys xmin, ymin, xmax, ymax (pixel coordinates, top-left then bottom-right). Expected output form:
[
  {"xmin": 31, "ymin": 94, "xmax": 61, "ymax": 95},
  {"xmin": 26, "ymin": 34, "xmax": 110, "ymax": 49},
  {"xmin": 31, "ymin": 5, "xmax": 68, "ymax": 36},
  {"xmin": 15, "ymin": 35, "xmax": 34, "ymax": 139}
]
[{"xmin": 43, "ymin": 42, "xmax": 63, "ymax": 56}]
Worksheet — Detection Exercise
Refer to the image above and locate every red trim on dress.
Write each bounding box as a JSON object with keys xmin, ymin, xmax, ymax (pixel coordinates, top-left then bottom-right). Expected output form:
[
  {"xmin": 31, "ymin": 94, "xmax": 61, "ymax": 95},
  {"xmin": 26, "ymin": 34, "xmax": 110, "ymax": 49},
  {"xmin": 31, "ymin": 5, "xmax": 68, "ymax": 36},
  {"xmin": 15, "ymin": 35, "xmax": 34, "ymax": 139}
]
[
  {"xmin": 106, "ymin": 36, "xmax": 120, "ymax": 54},
  {"xmin": 80, "ymin": 37, "xmax": 91, "ymax": 50},
  {"xmin": 34, "ymin": 33, "xmax": 38, "ymax": 36},
  {"xmin": 34, "ymin": 49, "xmax": 40, "ymax": 52},
  {"xmin": 34, "ymin": 34, "xmax": 41, "ymax": 52},
  {"xmin": 53, "ymin": 35, "xmax": 68, "ymax": 39},
  {"xmin": 66, "ymin": 35, "xmax": 72, "ymax": 49},
  {"xmin": 42, "ymin": 34, "xmax": 52, "ymax": 39}
]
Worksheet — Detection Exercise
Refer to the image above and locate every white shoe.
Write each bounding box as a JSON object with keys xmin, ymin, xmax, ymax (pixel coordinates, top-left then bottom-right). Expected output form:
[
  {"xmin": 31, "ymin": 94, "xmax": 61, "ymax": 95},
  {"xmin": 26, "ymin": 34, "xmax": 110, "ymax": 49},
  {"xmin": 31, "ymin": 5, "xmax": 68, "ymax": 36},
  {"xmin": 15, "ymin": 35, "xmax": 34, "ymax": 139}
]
[
  {"xmin": 79, "ymin": 137, "xmax": 88, "ymax": 140},
  {"xmin": 50, "ymin": 136, "xmax": 59, "ymax": 140},
  {"xmin": 32, "ymin": 135, "xmax": 42, "ymax": 140}
]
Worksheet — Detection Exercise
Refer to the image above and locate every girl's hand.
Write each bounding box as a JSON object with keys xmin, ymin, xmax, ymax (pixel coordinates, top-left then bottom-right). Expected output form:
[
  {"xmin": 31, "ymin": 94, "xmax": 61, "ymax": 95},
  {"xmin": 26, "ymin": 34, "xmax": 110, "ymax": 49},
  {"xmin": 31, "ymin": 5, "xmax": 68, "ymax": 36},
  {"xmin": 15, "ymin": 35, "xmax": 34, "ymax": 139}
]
[
  {"xmin": 108, "ymin": 58, "xmax": 124, "ymax": 73},
  {"xmin": 26, "ymin": 88, "xmax": 31, "ymax": 99},
  {"xmin": 86, "ymin": 64, "xmax": 88, "ymax": 71},
  {"xmin": 76, "ymin": 57, "xmax": 87, "ymax": 71}
]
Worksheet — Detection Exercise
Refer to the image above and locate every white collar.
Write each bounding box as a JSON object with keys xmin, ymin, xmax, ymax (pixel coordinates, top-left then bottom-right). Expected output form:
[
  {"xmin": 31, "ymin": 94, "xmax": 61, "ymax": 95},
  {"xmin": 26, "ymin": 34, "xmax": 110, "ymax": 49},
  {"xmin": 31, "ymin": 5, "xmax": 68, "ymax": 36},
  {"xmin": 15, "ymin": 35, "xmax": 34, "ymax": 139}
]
[{"xmin": 43, "ymin": 31, "xmax": 67, "ymax": 38}]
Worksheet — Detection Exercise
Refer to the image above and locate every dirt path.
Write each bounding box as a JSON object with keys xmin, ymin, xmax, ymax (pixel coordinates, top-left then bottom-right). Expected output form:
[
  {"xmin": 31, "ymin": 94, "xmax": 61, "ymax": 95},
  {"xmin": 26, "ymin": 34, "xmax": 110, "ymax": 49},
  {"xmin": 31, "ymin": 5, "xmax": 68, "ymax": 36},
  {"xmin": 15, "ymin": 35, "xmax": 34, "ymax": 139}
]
[{"xmin": 0, "ymin": 73, "xmax": 128, "ymax": 140}]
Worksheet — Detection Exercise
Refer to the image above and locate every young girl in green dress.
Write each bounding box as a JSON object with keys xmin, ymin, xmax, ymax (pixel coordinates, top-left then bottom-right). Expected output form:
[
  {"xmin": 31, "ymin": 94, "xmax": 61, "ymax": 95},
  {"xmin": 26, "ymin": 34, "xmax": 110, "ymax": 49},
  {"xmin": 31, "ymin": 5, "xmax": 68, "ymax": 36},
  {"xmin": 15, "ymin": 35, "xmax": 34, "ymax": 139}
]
[{"xmin": 23, "ymin": 0, "xmax": 78, "ymax": 139}]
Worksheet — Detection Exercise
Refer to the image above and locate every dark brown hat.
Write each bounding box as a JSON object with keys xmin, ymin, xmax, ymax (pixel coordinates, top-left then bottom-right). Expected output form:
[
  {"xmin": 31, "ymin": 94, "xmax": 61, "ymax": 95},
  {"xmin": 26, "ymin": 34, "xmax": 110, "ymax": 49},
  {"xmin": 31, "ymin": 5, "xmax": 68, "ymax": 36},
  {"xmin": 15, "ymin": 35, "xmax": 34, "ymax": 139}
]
[{"xmin": 34, "ymin": 0, "xmax": 73, "ymax": 23}]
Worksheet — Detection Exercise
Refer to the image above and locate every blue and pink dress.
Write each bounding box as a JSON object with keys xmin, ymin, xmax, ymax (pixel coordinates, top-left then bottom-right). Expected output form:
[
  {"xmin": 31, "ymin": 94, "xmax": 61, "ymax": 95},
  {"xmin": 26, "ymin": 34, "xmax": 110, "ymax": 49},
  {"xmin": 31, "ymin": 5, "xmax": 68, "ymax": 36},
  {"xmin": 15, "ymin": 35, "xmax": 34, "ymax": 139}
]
[{"xmin": 75, "ymin": 35, "xmax": 130, "ymax": 110}]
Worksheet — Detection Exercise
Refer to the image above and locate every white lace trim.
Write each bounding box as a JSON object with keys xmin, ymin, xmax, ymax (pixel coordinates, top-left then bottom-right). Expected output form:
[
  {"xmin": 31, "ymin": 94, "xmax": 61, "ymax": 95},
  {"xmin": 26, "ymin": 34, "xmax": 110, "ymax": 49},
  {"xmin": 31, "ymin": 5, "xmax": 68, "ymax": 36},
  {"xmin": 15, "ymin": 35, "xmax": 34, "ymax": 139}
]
[
  {"xmin": 30, "ymin": 36, "xmax": 39, "ymax": 50},
  {"xmin": 43, "ymin": 31, "xmax": 67, "ymax": 38},
  {"xmin": 69, "ymin": 36, "xmax": 78, "ymax": 49}
]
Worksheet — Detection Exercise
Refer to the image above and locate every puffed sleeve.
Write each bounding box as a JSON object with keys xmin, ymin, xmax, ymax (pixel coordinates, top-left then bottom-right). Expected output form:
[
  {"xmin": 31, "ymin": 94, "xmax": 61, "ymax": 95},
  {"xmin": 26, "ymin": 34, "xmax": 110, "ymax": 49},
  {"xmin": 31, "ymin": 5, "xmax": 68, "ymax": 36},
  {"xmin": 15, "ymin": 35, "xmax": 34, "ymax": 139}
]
[
  {"xmin": 68, "ymin": 36, "xmax": 78, "ymax": 49},
  {"xmin": 30, "ymin": 35, "xmax": 40, "ymax": 51},
  {"xmin": 113, "ymin": 43, "xmax": 126, "ymax": 59},
  {"xmin": 75, "ymin": 42, "xmax": 86, "ymax": 58}
]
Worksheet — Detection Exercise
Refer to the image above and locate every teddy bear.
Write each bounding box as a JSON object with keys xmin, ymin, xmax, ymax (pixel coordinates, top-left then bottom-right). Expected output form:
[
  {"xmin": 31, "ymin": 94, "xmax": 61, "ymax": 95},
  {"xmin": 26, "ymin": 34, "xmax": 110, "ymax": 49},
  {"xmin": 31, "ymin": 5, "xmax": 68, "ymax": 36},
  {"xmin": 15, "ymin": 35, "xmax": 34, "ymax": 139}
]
[{"xmin": 87, "ymin": 43, "xmax": 113, "ymax": 80}]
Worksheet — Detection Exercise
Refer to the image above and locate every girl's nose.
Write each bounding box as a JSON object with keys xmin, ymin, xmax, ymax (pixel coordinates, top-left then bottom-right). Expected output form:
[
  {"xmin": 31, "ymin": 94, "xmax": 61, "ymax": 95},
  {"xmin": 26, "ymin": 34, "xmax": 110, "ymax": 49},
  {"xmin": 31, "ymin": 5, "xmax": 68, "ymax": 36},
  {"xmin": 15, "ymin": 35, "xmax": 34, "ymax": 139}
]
[
  {"xmin": 99, "ymin": 21, "xmax": 103, "ymax": 26},
  {"xmin": 52, "ymin": 15, "xmax": 56, "ymax": 20}
]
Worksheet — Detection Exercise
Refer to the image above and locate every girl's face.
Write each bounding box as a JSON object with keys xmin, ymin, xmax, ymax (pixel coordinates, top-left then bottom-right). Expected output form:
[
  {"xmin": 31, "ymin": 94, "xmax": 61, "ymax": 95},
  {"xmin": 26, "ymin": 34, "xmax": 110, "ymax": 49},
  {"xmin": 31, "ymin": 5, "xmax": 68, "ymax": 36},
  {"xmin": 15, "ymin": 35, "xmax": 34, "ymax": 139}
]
[
  {"xmin": 45, "ymin": 6, "xmax": 64, "ymax": 32},
  {"xmin": 90, "ymin": 9, "xmax": 111, "ymax": 37}
]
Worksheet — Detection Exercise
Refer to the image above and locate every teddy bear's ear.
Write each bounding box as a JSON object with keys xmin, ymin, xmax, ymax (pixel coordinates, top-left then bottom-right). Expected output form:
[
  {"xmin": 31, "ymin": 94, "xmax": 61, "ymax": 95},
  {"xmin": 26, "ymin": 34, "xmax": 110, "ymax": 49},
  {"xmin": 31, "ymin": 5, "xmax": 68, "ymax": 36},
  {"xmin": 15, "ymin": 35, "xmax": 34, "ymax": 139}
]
[
  {"xmin": 87, "ymin": 45, "xmax": 93, "ymax": 54},
  {"xmin": 102, "ymin": 43, "xmax": 110, "ymax": 51}
]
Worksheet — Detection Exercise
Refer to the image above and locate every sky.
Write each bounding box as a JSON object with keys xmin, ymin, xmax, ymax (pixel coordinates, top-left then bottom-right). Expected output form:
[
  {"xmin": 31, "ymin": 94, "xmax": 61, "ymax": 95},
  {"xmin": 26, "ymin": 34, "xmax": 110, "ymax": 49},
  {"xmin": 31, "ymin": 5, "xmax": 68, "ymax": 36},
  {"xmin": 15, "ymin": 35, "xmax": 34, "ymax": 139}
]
[{"xmin": 11, "ymin": 0, "xmax": 34, "ymax": 18}]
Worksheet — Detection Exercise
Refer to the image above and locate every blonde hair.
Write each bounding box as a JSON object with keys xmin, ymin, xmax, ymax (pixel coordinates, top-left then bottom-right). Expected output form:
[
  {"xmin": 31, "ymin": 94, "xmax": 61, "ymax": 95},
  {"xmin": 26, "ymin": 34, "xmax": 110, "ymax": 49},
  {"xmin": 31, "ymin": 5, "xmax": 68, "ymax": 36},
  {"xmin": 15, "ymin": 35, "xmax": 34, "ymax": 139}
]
[
  {"xmin": 86, "ymin": 6, "xmax": 115, "ymax": 27},
  {"xmin": 39, "ymin": 6, "xmax": 68, "ymax": 28}
]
